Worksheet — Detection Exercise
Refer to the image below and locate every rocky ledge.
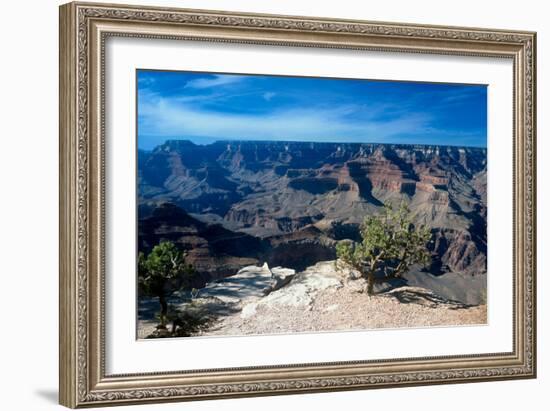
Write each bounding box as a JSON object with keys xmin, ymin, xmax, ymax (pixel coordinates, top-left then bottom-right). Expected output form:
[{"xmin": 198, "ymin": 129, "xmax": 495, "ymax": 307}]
[{"xmin": 137, "ymin": 260, "xmax": 486, "ymax": 338}]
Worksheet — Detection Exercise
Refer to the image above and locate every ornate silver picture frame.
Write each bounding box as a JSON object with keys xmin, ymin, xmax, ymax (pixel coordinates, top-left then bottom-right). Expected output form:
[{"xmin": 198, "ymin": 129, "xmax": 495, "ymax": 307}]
[{"xmin": 59, "ymin": 1, "xmax": 536, "ymax": 408}]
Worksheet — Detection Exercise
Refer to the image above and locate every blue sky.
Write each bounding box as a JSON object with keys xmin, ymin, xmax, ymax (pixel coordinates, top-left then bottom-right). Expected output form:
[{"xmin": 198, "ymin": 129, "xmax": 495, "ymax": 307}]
[{"xmin": 137, "ymin": 69, "xmax": 487, "ymax": 150}]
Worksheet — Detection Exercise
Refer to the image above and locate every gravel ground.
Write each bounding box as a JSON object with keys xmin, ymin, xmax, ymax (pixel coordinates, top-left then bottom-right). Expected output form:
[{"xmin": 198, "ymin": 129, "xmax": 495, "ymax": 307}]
[
  {"xmin": 137, "ymin": 261, "xmax": 487, "ymax": 338},
  {"xmin": 200, "ymin": 285, "xmax": 487, "ymax": 337}
]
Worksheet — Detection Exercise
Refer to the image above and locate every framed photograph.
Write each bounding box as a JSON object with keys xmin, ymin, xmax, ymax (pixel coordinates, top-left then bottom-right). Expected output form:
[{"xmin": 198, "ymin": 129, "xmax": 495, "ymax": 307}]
[{"xmin": 59, "ymin": 2, "xmax": 537, "ymax": 408}]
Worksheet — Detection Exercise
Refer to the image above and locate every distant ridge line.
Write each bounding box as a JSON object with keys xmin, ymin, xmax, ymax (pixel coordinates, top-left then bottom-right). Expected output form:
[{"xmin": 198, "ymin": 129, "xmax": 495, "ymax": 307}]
[{"xmin": 156, "ymin": 139, "xmax": 487, "ymax": 151}]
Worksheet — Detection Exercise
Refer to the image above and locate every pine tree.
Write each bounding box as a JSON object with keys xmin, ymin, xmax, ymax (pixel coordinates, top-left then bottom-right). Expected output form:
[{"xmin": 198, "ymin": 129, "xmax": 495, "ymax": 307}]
[
  {"xmin": 336, "ymin": 203, "xmax": 431, "ymax": 295},
  {"xmin": 138, "ymin": 241, "xmax": 196, "ymax": 328}
]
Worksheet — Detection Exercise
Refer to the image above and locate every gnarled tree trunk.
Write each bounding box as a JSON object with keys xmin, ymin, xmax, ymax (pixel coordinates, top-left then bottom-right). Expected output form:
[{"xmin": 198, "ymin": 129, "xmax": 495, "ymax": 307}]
[
  {"xmin": 158, "ymin": 294, "xmax": 168, "ymax": 329},
  {"xmin": 366, "ymin": 271, "xmax": 375, "ymax": 295}
]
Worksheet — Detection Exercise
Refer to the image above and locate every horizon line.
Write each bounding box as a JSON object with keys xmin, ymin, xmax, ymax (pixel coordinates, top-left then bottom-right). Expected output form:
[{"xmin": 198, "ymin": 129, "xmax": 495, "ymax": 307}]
[{"xmin": 138, "ymin": 137, "xmax": 488, "ymax": 151}]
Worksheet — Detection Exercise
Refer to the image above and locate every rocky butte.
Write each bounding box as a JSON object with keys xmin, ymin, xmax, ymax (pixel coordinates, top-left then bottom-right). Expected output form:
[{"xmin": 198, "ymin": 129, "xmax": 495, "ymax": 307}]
[{"xmin": 138, "ymin": 140, "xmax": 487, "ymax": 306}]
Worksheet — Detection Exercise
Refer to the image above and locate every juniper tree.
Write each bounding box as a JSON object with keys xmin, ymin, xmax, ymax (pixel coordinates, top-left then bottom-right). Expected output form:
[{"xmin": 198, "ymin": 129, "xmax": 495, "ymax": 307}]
[
  {"xmin": 336, "ymin": 202, "xmax": 431, "ymax": 295},
  {"xmin": 138, "ymin": 241, "xmax": 196, "ymax": 328}
]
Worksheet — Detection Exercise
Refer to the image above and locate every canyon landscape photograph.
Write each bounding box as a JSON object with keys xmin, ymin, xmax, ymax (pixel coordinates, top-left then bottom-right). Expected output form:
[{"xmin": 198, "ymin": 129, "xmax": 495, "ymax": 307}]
[{"xmin": 136, "ymin": 70, "xmax": 488, "ymax": 339}]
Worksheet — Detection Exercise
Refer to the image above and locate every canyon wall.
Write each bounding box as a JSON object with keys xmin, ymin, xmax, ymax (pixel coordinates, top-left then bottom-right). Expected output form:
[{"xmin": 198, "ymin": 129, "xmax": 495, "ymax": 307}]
[{"xmin": 138, "ymin": 140, "xmax": 487, "ymax": 280}]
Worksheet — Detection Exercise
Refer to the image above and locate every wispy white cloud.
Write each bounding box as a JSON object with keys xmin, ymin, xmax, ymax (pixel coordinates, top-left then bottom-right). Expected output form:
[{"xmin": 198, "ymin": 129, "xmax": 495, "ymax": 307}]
[
  {"xmin": 184, "ymin": 75, "xmax": 246, "ymax": 89},
  {"xmin": 262, "ymin": 92, "xmax": 276, "ymax": 101},
  {"xmin": 137, "ymin": 76, "xmax": 156, "ymax": 87},
  {"xmin": 138, "ymin": 96, "xmax": 433, "ymax": 144},
  {"xmin": 438, "ymin": 86, "xmax": 486, "ymax": 104}
]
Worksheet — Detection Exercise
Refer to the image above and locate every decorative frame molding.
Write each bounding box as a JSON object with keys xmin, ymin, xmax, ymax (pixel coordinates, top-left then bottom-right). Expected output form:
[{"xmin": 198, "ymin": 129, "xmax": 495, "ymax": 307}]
[{"xmin": 59, "ymin": 2, "xmax": 536, "ymax": 408}]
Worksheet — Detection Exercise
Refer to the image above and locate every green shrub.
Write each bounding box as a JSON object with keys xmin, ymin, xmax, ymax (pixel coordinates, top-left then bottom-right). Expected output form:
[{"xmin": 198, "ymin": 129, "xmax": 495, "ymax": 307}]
[
  {"xmin": 138, "ymin": 241, "xmax": 197, "ymax": 328},
  {"xmin": 336, "ymin": 202, "xmax": 431, "ymax": 295}
]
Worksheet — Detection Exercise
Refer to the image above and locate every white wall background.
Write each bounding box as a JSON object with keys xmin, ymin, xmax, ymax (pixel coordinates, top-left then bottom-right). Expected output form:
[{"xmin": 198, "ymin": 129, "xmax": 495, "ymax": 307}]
[{"xmin": 0, "ymin": 0, "xmax": 546, "ymax": 410}]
